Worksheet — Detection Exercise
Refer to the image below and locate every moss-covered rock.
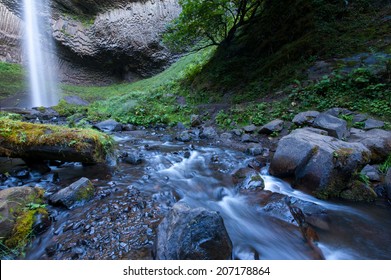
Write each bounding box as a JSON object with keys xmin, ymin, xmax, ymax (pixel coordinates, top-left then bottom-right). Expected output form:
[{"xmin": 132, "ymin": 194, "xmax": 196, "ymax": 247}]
[
  {"xmin": 340, "ymin": 180, "xmax": 377, "ymax": 202},
  {"xmin": 49, "ymin": 177, "xmax": 95, "ymax": 209},
  {"xmin": 0, "ymin": 118, "xmax": 115, "ymax": 163},
  {"xmin": 0, "ymin": 186, "xmax": 48, "ymax": 249}
]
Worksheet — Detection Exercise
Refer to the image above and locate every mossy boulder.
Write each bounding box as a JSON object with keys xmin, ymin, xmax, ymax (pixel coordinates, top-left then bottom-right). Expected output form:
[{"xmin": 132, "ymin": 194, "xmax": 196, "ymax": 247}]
[
  {"xmin": 49, "ymin": 177, "xmax": 95, "ymax": 209},
  {"xmin": 0, "ymin": 118, "xmax": 115, "ymax": 163},
  {"xmin": 0, "ymin": 186, "xmax": 49, "ymax": 248},
  {"xmin": 270, "ymin": 128, "xmax": 372, "ymax": 200},
  {"xmin": 340, "ymin": 181, "xmax": 377, "ymax": 203}
]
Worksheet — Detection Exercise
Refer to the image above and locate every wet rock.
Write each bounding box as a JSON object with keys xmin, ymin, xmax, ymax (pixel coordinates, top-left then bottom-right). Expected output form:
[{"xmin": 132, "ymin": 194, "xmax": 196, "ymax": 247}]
[
  {"xmin": 11, "ymin": 168, "xmax": 30, "ymax": 179},
  {"xmin": 361, "ymin": 165, "xmax": 381, "ymax": 182},
  {"xmin": 259, "ymin": 119, "xmax": 284, "ymax": 135},
  {"xmin": 155, "ymin": 203, "xmax": 232, "ymax": 260},
  {"xmin": 313, "ymin": 113, "xmax": 349, "ymax": 139},
  {"xmin": 93, "ymin": 119, "xmax": 122, "ymax": 132},
  {"xmin": 190, "ymin": 115, "xmax": 202, "ymax": 127},
  {"xmin": 246, "ymin": 144, "xmax": 264, "ymax": 156},
  {"xmin": 123, "ymin": 153, "xmax": 142, "ymax": 165},
  {"xmin": 270, "ymin": 128, "xmax": 371, "ymax": 199},
  {"xmin": 200, "ymin": 127, "xmax": 218, "ymax": 140},
  {"xmin": 241, "ymin": 134, "xmax": 257, "ymax": 143},
  {"xmin": 349, "ymin": 128, "xmax": 391, "ymax": 162},
  {"xmin": 363, "ymin": 119, "xmax": 384, "ymax": 130},
  {"xmin": 292, "ymin": 111, "xmax": 320, "ymax": 126},
  {"xmin": 49, "ymin": 177, "xmax": 95, "ymax": 209},
  {"xmin": 232, "ymin": 129, "xmax": 243, "ymax": 136},
  {"xmin": 243, "ymin": 124, "xmax": 257, "ymax": 133},
  {"xmin": 32, "ymin": 211, "xmax": 51, "ymax": 234},
  {"xmin": 176, "ymin": 131, "xmax": 192, "ymax": 142}
]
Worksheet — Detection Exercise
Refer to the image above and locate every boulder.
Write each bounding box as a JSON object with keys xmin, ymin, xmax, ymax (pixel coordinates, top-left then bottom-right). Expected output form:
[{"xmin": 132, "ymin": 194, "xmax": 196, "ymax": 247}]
[
  {"xmin": 259, "ymin": 119, "xmax": 284, "ymax": 135},
  {"xmin": 155, "ymin": 203, "xmax": 232, "ymax": 260},
  {"xmin": 313, "ymin": 113, "xmax": 349, "ymax": 139},
  {"xmin": 292, "ymin": 111, "xmax": 320, "ymax": 126},
  {"xmin": 270, "ymin": 128, "xmax": 371, "ymax": 199},
  {"xmin": 349, "ymin": 128, "xmax": 391, "ymax": 162},
  {"xmin": 176, "ymin": 131, "xmax": 192, "ymax": 142},
  {"xmin": 324, "ymin": 108, "xmax": 352, "ymax": 117},
  {"xmin": 200, "ymin": 127, "xmax": 218, "ymax": 140},
  {"xmin": 93, "ymin": 119, "xmax": 122, "ymax": 132},
  {"xmin": 0, "ymin": 186, "xmax": 46, "ymax": 242},
  {"xmin": 49, "ymin": 177, "xmax": 95, "ymax": 209}
]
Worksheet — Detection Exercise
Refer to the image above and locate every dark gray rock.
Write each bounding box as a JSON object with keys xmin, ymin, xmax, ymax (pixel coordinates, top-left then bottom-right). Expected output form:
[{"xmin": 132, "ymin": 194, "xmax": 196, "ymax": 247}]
[
  {"xmin": 352, "ymin": 114, "xmax": 368, "ymax": 123},
  {"xmin": 270, "ymin": 128, "xmax": 371, "ymax": 199},
  {"xmin": 349, "ymin": 128, "xmax": 391, "ymax": 162},
  {"xmin": 200, "ymin": 127, "xmax": 218, "ymax": 140},
  {"xmin": 243, "ymin": 124, "xmax": 257, "ymax": 133},
  {"xmin": 49, "ymin": 177, "xmax": 95, "ymax": 209},
  {"xmin": 313, "ymin": 113, "xmax": 349, "ymax": 139},
  {"xmin": 246, "ymin": 144, "xmax": 263, "ymax": 156},
  {"xmin": 241, "ymin": 134, "xmax": 257, "ymax": 143},
  {"xmin": 155, "ymin": 203, "xmax": 232, "ymax": 260},
  {"xmin": 232, "ymin": 129, "xmax": 243, "ymax": 136},
  {"xmin": 176, "ymin": 131, "xmax": 192, "ymax": 142},
  {"xmin": 123, "ymin": 153, "xmax": 142, "ymax": 165},
  {"xmin": 93, "ymin": 119, "xmax": 122, "ymax": 132},
  {"xmin": 292, "ymin": 111, "xmax": 320, "ymax": 126},
  {"xmin": 190, "ymin": 115, "xmax": 202, "ymax": 127},
  {"xmin": 363, "ymin": 119, "xmax": 384, "ymax": 130},
  {"xmin": 361, "ymin": 165, "xmax": 381, "ymax": 182},
  {"xmin": 259, "ymin": 119, "xmax": 284, "ymax": 135}
]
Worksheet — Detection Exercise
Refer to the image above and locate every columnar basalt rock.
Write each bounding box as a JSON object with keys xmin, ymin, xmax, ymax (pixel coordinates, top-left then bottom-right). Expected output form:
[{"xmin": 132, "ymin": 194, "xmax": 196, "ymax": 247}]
[
  {"xmin": 0, "ymin": 0, "xmax": 181, "ymax": 84},
  {"xmin": 0, "ymin": 3, "xmax": 22, "ymax": 63}
]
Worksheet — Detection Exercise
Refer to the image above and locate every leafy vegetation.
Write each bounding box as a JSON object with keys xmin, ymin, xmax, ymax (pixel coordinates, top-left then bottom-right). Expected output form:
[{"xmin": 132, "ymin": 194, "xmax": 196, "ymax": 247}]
[{"xmin": 163, "ymin": 0, "xmax": 264, "ymax": 52}]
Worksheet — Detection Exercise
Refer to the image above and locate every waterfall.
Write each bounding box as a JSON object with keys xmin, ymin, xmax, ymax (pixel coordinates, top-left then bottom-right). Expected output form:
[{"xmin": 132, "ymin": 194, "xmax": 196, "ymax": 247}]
[{"xmin": 22, "ymin": 0, "xmax": 59, "ymax": 107}]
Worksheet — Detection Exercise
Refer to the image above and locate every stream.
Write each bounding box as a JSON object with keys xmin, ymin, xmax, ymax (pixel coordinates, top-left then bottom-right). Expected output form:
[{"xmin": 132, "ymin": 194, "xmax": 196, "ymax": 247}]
[{"xmin": 5, "ymin": 129, "xmax": 391, "ymax": 260}]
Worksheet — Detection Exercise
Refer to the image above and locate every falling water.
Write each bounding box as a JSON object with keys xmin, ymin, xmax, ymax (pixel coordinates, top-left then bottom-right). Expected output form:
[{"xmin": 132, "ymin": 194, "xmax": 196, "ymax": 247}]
[{"xmin": 23, "ymin": 0, "xmax": 59, "ymax": 107}]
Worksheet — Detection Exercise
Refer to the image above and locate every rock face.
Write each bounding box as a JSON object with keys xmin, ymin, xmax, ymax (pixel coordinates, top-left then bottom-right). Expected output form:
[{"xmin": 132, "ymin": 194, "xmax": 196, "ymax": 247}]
[
  {"xmin": 385, "ymin": 169, "xmax": 391, "ymax": 200},
  {"xmin": 155, "ymin": 203, "xmax": 232, "ymax": 260},
  {"xmin": 0, "ymin": 3, "xmax": 22, "ymax": 63},
  {"xmin": 0, "ymin": 0, "xmax": 181, "ymax": 84},
  {"xmin": 270, "ymin": 128, "xmax": 371, "ymax": 199}
]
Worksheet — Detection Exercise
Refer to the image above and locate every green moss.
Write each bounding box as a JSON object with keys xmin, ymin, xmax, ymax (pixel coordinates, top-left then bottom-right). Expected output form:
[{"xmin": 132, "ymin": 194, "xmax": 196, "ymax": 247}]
[
  {"xmin": 0, "ymin": 62, "xmax": 26, "ymax": 98},
  {"xmin": 75, "ymin": 182, "xmax": 95, "ymax": 202},
  {"xmin": 0, "ymin": 118, "xmax": 114, "ymax": 163},
  {"xmin": 340, "ymin": 180, "xmax": 377, "ymax": 202}
]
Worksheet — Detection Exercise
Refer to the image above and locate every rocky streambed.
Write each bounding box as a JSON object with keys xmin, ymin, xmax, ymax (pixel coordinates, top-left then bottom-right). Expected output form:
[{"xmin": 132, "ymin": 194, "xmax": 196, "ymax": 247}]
[{"xmin": 1, "ymin": 107, "xmax": 391, "ymax": 260}]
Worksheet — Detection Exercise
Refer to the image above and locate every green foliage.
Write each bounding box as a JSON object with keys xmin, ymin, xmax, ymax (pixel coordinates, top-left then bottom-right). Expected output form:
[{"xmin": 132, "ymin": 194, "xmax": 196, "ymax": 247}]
[
  {"xmin": 163, "ymin": 0, "xmax": 264, "ymax": 52},
  {"xmin": 0, "ymin": 62, "xmax": 26, "ymax": 98},
  {"xmin": 379, "ymin": 154, "xmax": 391, "ymax": 174},
  {"xmin": 289, "ymin": 66, "xmax": 391, "ymax": 120}
]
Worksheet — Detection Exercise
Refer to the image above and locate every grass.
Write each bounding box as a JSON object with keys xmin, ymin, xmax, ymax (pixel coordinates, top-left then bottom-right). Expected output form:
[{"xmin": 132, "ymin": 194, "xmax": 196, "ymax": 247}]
[{"xmin": 0, "ymin": 62, "xmax": 26, "ymax": 98}]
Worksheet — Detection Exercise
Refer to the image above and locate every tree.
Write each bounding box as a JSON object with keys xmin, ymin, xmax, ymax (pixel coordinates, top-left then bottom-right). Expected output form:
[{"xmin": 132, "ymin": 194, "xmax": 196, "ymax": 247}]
[{"xmin": 163, "ymin": 0, "xmax": 264, "ymax": 52}]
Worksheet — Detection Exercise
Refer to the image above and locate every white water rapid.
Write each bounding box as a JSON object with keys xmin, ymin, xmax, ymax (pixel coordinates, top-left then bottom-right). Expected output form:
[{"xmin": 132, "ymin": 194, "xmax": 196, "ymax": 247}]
[{"xmin": 23, "ymin": 0, "xmax": 59, "ymax": 107}]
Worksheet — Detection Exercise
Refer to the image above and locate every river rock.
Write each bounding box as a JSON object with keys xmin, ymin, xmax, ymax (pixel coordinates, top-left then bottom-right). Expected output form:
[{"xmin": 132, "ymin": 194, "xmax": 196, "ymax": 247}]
[
  {"xmin": 363, "ymin": 119, "xmax": 384, "ymax": 130},
  {"xmin": 361, "ymin": 165, "xmax": 381, "ymax": 182},
  {"xmin": 200, "ymin": 126, "xmax": 218, "ymax": 140},
  {"xmin": 93, "ymin": 119, "xmax": 122, "ymax": 132},
  {"xmin": 259, "ymin": 119, "xmax": 284, "ymax": 135},
  {"xmin": 270, "ymin": 128, "xmax": 371, "ymax": 199},
  {"xmin": 176, "ymin": 131, "xmax": 192, "ymax": 142},
  {"xmin": 0, "ymin": 186, "xmax": 44, "ymax": 240},
  {"xmin": 292, "ymin": 111, "xmax": 320, "ymax": 126},
  {"xmin": 349, "ymin": 128, "xmax": 391, "ymax": 162},
  {"xmin": 155, "ymin": 203, "xmax": 232, "ymax": 260},
  {"xmin": 312, "ymin": 113, "xmax": 349, "ymax": 139},
  {"xmin": 324, "ymin": 108, "xmax": 352, "ymax": 117},
  {"xmin": 243, "ymin": 124, "xmax": 257, "ymax": 133},
  {"xmin": 49, "ymin": 177, "xmax": 95, "ymax": 209}
]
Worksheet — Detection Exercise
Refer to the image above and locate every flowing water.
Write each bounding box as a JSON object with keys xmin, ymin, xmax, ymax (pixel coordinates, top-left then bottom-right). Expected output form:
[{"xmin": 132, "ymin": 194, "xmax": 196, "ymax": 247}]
[
  {"xmin": 19, "ymin": 131, "xmax": 391, "ymax": 260},
  {"xmin": 22, "ymin": 0, "xmax": 59, "ymax": 107}
]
